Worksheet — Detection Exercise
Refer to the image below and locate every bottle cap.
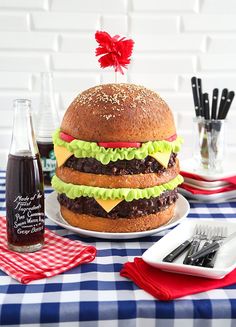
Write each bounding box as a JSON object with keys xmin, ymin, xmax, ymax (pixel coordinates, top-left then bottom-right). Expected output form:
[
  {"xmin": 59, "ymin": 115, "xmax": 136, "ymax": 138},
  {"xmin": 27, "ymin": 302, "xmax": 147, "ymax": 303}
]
[{"xmin": 14, "ymin": 99, "xmax": 31, "ymax": 107}]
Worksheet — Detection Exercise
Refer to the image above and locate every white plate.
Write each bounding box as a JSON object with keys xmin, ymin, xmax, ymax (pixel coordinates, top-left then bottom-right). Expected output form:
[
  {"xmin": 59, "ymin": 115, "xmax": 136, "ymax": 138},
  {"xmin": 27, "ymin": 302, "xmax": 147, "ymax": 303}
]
[
  {"xmin": 142, "ymin": 219, "xmax": 236, "ymax": 279},
  {"xmin": 184, "ymin": 177, "xmax": 229, "ymax": 189},
  {"xmin": 178, "ymin": 187, "xmax": 236, "ymax": 202},
  {"xmin": 181, "ymin": 158, "xmax": 236, "ymax": 181},
  {"xmin": 183, "ymin": 181, "xmax": 229, "ymax": 192},
  {"xmin": 45, "ymin": 192, "xmax": 190, "ymax": 240}
]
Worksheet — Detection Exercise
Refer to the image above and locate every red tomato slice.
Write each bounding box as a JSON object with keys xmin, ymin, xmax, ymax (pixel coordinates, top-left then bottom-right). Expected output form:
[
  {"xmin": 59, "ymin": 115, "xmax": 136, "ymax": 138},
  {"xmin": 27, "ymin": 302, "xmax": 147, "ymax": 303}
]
[
  {"xmin": 60, "ymin": 132, "xmax": 76, "ymax": 143},
  {"xmin": 98, "ymin": 142, "xmax": 141, "ymax": 148},
  {"xmin": 60, "ymin": 131, "xmax": 177, "ymax": 146},
  {"xmin": 165, "ymin": 134, "xmax": 177, "ymax": 142}
]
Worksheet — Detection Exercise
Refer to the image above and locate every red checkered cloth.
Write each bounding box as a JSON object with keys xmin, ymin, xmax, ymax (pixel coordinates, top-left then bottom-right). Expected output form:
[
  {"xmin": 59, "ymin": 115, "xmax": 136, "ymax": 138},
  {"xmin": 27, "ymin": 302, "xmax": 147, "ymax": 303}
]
[{"xmin": 0, "ymin": 216, "xmax": 96, "ymax": 284}]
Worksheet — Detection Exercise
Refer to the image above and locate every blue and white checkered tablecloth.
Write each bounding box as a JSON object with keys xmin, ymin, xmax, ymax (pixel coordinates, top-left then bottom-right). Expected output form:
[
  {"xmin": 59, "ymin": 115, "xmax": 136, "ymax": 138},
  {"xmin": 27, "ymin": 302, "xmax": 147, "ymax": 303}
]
[{"xmin": 1, "ymin": 170, "xmax": 236, "ymax": 327}]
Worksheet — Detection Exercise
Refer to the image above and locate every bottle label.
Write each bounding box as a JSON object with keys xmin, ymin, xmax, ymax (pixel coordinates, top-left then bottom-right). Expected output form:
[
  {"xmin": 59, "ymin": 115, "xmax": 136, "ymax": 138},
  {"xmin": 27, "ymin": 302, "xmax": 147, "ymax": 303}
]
[
  {"xmin": 13, "ymin": 190, "xmax": 44, "ymax": 236},
  {"xmin": 41, "ymin": 149, "xmax": 56, "ymax": 177}
]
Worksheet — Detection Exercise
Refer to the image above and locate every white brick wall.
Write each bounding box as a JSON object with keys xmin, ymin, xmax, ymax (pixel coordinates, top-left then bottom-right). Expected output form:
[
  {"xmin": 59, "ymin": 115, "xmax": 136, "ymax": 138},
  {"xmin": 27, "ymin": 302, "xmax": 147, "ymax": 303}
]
[{"xmin": 0, "ymin": 0, "xmax": 236, "ymax": 167}]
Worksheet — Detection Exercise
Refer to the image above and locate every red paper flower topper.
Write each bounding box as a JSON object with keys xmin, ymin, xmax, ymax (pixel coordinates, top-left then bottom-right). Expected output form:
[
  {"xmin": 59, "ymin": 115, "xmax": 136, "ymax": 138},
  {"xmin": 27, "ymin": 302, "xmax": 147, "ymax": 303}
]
[{"xmin": 95, "ymin": 31, "xmax": 134, "ymax": 75}]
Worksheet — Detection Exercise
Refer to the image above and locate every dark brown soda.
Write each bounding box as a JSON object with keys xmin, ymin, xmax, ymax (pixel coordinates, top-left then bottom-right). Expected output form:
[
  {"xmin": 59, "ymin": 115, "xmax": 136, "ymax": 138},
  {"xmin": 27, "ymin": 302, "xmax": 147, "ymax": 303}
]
[
  {"xmin": 37, "ymin": 142, "xmax": 56, "ymax": 186},
  {"xmin": 6, "ymin": 152, "xmax": 44, "ymax": 247}
]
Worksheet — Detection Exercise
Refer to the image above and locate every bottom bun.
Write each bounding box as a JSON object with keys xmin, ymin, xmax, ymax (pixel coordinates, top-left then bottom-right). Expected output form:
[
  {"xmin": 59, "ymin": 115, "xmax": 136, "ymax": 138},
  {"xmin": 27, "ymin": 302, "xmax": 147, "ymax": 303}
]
[{"xmin": 60, "ymin": 203, "xmax": 175, "ymax": 233}]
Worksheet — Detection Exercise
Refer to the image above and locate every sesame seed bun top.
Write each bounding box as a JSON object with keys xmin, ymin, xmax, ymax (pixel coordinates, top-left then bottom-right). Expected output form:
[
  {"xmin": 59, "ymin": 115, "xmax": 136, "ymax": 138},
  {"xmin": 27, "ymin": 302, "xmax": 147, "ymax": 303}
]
[{"xmin": 60, "ymin": 83, "xmax": 176, "ymax": 142}]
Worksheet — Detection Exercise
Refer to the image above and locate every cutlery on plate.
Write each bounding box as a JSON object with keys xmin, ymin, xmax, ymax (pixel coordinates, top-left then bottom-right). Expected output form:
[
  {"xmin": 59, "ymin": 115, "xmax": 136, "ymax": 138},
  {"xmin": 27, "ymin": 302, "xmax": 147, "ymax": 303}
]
[
  {"xmin": 202, "ymin": 226, "xmax": 227, "ymax": 268},
  {"xmin": 193, "ymin": 227, "xmax": 225, "ymax": 267},
  {"xmin": 163, "ymin": 225, "xmax": 204, "ymax": 263},
  {"xmin": 183, "ymin": 225, "xmax": 209, "ymax": 265},
  {"xmin": 188, "ymin": 228, "xmax": 236, "ymax": 264},
  {"xmin": 193, "ymin": 227, "xmax": 215, "ymax": 266}
]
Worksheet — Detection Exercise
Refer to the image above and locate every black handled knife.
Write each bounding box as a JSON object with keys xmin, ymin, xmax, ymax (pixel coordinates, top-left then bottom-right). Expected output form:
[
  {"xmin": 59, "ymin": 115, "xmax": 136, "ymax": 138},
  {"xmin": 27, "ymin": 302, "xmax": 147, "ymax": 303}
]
[
  {"xmin": 221, "ymin": 91, "xmax": 235, "ymax": 119},
  {"xmin": 163, "ymin": 226, "xmax": 199, "ymax": 263},
  {"xmin": 188, "ymin": 230, "xmax": 236, "ymax": 264},
  {"xmin": 183, "ymin": 238, "xmax": 202, "ymax": 265},
  {"xmin": 211, "ymin": 88, "xmax": 219, "ymax": 120},
  {"xmin": 203, "ymin": 93, "xmax": 210, "ymax": 120},
  {"xmin": 191, "ymin": 77, "xmax": 200, "ymax": 117},
  {"xmin": 163, "ymin": 239, "xmax": 192, "ymax": 263},
  {"xmin": 217, "ymin": 88, "xmax": 228, "ymax": 119},
  {"xmin": 197, "ymin": 78, "xmax": 203, "ymax": 116}
]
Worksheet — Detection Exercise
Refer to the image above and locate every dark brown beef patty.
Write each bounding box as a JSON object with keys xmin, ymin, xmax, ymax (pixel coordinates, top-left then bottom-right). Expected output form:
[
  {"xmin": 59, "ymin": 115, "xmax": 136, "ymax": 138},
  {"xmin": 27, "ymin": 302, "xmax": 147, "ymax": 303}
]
[
  {"xmin": 64, "ymin": 153, "xmax": 177, "ymax": 175},
  {"xmin": 57, "ymin": 189, "xmax": 178, "ymax": 219}
]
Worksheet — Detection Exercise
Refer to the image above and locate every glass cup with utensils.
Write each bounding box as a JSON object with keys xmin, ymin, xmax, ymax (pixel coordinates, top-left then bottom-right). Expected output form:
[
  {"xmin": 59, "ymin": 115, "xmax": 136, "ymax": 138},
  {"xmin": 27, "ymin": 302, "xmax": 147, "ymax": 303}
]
[{"xmin": 193, "ymin": 117, "xmax": 227, "ymax": 173}]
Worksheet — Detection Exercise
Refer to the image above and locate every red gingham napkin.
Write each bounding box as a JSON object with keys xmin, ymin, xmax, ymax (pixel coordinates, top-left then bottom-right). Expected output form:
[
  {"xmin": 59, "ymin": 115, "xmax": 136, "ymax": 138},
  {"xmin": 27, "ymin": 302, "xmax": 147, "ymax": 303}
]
[{"xmin": 0, "ymin": 216, "xmax": 96, "ymax": 284}]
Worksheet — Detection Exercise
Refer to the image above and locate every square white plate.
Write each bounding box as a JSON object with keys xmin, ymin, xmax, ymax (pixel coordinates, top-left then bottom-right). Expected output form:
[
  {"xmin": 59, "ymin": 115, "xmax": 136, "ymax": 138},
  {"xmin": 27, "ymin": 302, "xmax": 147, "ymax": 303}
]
[
  {"xmin": 181, "ymin": 158, "xmax": 236, "ymax": 181},
  {"xmin": 142, "ymin": 219, "xmax": 236, "ymax": 279},
  {"xmin": 183, "ymin": 177, "xmax": 229, "ymax": 189},
  {"xmin": 178, "ymin": 187, "xmax": 236, "ymax": 202}
]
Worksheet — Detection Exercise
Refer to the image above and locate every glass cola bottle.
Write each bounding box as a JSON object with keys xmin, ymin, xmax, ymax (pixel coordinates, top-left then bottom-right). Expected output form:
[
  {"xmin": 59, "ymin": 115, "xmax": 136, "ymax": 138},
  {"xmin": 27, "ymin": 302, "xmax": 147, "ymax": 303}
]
[
  {"xmin": 36, "ymin": 72, "xmax": 60, "ymax": 185},
  {"xmin": 6, "ymin": 99, "xmax": 45, "ymax": 253}
]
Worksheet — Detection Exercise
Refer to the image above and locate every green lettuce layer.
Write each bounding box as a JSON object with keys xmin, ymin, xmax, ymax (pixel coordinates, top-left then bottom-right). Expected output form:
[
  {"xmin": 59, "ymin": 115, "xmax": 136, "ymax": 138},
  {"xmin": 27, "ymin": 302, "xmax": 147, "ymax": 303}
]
[
  {"xmin": 52, "ymin": 174, "xmax": 184, "ymax": 202},
  {"xmin": 53, "ymin": 129, "xmax": 183, "ymax": 165}
]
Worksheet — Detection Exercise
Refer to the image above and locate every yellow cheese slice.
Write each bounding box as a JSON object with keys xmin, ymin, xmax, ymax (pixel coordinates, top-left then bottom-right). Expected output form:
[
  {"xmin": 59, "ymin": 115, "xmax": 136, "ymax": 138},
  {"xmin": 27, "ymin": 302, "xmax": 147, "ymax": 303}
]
[
  {"xmin": 54, "ymin": 145, "xmax": 73, "ymax": 167},
  {"xmin": 149, "ymin": 152, "xmax": 171, "ymax": 169},
  {"xmin": 95, "ymin": 198, "xmax": 123, "ymax": 213}
]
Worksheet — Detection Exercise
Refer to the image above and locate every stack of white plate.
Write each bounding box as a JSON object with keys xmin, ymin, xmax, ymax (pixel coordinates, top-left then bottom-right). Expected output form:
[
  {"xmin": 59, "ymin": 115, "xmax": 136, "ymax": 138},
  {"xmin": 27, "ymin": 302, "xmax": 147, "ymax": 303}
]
[{"xmin": 178, "ymin": 158, "xmax": 236, "ymax": 202}]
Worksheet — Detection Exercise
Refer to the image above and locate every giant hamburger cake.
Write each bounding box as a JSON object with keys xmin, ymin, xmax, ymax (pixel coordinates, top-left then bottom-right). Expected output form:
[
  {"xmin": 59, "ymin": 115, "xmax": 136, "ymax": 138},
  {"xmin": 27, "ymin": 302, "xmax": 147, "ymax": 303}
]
[{"xmin": 52, "ymin": 83, "xmax": 183, "ymax": 232}]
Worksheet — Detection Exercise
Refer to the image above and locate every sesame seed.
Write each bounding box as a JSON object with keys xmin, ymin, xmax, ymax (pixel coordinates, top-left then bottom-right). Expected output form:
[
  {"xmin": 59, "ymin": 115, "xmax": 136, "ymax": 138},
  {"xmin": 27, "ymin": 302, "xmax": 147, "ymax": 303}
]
[{"xmin": 75, "ymin": 83, "xmax": 166, "ymax": 111}]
